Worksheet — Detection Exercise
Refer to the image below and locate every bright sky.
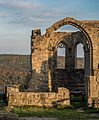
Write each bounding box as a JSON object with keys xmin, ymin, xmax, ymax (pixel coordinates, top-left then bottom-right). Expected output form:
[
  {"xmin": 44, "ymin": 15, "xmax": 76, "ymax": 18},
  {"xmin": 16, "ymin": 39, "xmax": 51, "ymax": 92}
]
[{"xmin": 0, "ymin": 0, "xmax": 99, "ymax": 55}]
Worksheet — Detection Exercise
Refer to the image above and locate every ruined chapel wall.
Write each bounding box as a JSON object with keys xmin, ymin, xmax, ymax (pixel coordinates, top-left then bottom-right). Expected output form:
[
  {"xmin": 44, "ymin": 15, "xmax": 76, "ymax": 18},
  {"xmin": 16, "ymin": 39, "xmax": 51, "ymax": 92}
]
[
  {"xmin": 31, "ymin": 29, "xmax": 49, "ymax": 91},
  {"xmin": 84, "ymin": 25, "xmax": 99, "ymax": 70},
  {"xmin": 87, "ymin": 76, "xmax": 99, "ymax": 108},
  {"xmin": 46, "ymin": 18, "xmax": 93, "ymax": 72},
  {"xmin": 31, "ymin": 18, "xmax": 99, "ymax": 92},
  {"xmin": 47, "ymin": 31, "xmax": 89, "ymax": 70}
]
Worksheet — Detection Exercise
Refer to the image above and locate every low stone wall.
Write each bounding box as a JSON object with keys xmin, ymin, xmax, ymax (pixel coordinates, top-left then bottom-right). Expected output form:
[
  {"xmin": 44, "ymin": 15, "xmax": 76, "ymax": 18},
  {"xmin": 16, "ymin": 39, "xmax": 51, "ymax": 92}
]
[
  {"xmin": 5, "ymin": 85, "xmax": 19, "ymax": 98},
  {"xmin": 7, "ymin": 86, "xmax": 70, "ymax": 108}
]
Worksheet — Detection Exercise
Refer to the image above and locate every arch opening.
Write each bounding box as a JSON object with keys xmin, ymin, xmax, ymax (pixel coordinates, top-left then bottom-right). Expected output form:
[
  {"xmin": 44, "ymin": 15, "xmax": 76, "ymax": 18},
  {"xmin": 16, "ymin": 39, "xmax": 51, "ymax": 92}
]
[
  {"xmin": 57, "ymin": 42, "xmax": 66, "ymax": 69},
  {"xmin": 48, "ymin": 18, "xmax": 93, "ymax": 107},
  {"xmin": 46, "ymin": 18, "xmax": 93, "ymax": 107},
  {"xmin": 75, "ymin": 43, "xmax": 84, "ymax": 69},
  {"xmin": 48, "ymin": 18, "xmax": 92, "ymax": 75},
  {"xmin": 56, "ymin": 25, "xmax": 80, "ymax": 32}
]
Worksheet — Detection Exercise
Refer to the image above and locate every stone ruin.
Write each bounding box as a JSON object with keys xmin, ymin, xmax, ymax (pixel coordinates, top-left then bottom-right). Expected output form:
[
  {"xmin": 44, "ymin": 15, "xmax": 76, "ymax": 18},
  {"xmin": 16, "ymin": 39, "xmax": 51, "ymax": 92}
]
[{"xmin": 6, "ymin": 17, "xmax": 99, "ymax": 108}]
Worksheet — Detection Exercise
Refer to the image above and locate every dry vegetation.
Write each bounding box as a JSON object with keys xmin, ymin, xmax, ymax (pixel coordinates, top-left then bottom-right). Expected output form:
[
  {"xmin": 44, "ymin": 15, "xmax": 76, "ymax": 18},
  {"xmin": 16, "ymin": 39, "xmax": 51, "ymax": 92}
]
[
  {"xmin": 0, "ymin": 55, "xmax": 31, "ymax": 85},
  {"xmin": 57, "ymin": 56, "xmax": 84, "ymax": 69}
]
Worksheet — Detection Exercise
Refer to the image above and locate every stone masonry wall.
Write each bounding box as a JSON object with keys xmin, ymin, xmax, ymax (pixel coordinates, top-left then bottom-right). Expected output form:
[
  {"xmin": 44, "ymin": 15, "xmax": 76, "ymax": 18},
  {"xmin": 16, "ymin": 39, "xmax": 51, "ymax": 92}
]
[
  {"xmin": 31, "ymin": 18, "xmax": 99, "ymax": 93},
  {"xmin": 7, "ymin": 86, "xmax": 70, "ymax": 108},
  {"xmin": 30, "ymin": 17, "xmax": 99, "ymax": 108},
  {"xmin": 30, "ymin": 29, "xmax": 49, "ymax": 92},
  {"xmin": 46, "ymin": 17, "xmax": 99, "ymax": 72},
  {"xmin": 87, "ymin": 76, "xmax": 99, "ymax": 108}
]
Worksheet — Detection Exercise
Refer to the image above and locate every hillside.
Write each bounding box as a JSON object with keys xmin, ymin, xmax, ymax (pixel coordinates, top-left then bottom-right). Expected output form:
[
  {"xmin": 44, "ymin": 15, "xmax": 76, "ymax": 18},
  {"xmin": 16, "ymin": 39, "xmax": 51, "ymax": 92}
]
[
  {"xmin": 0, "ymin": 55, "xmax": 31, "ymax": 85},
  {"xmin": 57, "ymin": 56, "xmax": 84, "ymax": 69},
  {"xmin": 0, "ymin": 55, "xmax": 83, "ymax": 85}
]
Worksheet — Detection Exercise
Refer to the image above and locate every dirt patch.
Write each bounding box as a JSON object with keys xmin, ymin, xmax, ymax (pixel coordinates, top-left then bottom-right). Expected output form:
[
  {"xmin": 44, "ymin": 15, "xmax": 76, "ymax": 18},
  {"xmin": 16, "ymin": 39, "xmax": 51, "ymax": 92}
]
[{"xmin": 19, "ymin": 117, "xmax": 58, "ymax": 120}]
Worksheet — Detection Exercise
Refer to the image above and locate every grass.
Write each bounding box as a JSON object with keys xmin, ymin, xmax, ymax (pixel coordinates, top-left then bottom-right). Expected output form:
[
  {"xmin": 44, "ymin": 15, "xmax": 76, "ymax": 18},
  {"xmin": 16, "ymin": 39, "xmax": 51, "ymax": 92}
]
[
  {"xmin": 11, "ymin": 106, "xmax": 99, "ymax": 120},
  {"xmin": 85, "ymin": 107, "xmax": 99, "ymax": 113}
]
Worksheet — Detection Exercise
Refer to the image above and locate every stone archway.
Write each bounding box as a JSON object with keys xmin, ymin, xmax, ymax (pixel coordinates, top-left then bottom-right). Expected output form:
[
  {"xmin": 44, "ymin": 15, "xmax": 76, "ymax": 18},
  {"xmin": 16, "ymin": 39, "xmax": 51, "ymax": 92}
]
[
  {"xmin": 46, "ymin": 17, "xmax": 93, "ymax": 107},
  {"xmin": 31, "ymin": 17, "xmax": 99, "ymax": 107},
  {"xmin": 46, "ymin": 17, "xmax": 93, "ymax": 75},
  {"xmin": 49, "ymin": 32, "xmax": 89, "ymax": 90}
]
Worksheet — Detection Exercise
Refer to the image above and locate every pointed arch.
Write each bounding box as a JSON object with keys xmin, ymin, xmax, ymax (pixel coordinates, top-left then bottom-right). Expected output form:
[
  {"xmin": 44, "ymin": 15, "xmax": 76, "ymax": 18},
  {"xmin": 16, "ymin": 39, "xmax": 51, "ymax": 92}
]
[
  {"xmin": 47, "ymin": 17, "xmax": 93, "ymax": 75},
  {"xmin": 75, "ymin": 43, "xmax": 84, "ymax": 69}
]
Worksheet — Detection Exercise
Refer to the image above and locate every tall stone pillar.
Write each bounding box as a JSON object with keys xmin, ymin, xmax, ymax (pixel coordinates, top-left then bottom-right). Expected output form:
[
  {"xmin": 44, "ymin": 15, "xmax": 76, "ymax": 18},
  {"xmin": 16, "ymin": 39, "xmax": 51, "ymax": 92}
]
[{"xmin": 29, "ymin": 29, "xmax": 49, "ymax": 92}]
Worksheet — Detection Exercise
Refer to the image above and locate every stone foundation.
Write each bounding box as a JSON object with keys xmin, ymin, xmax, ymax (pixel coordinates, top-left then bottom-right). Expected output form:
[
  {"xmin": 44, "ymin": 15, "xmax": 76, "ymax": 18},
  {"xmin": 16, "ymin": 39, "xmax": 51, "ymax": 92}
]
[{"xmin": 7, "ymin": 86, "xmax": 70, "ymax": 108}]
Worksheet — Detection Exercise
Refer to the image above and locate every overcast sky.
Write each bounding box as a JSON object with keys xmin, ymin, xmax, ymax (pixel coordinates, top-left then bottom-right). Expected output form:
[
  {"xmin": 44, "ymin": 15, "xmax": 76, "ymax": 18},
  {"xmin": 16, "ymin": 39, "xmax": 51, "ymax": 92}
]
[{"xmin": 0, "ymin": 0, "xmax": 99, "ymax": 55}]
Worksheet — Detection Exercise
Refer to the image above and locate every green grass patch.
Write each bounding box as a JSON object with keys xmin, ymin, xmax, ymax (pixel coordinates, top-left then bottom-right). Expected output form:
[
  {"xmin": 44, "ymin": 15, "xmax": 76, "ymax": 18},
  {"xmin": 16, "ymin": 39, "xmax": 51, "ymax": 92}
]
[
  {"xmin": 11, "ymin": 106, "xmax": 99, "ymax": 120},
  {"xmin": 85, "ymin": 107, "xmax": 99, "ymax": 113}
]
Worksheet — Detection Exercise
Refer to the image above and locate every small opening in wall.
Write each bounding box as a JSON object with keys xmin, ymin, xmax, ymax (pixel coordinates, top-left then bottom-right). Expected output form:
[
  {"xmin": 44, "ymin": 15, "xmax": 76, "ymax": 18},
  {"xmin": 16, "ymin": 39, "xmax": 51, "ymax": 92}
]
[
  {"xmin": 75, "ymin": 43, "xmax": 84, "ymax": 69},
  {"xmin": 56, "ymin": 25, "xmax": 79, "ymax": 32},
  {"xmin": 57, "ymin": 42, "xmax": 65, "ymax": 69},
  {"xmin": 98, "ymin": 64, "xmax": 99, "ymax": 69}
]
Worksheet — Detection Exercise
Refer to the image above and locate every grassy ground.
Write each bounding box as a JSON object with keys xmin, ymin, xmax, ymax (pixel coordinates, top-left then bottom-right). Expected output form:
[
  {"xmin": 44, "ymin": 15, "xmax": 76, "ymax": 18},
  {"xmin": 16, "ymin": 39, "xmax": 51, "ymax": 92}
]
[
  {"xmin": 8, "ymin": 95, "xmax": 99, "ymax": 119},
  {"xmin": 11, "ymin": 106, "xmax": 99, "ymax": 120}
]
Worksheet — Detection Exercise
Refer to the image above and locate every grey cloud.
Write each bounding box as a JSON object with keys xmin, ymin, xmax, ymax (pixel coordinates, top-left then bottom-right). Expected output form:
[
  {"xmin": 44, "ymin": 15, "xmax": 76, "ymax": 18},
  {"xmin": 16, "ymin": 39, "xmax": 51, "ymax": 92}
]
[
  {"xmin": 0, "ymin": 12, "xmax": 9, "ymax": 17},
  {"xmin": 0, "ymin": 0, "xmax": 42, "ymax": 10}
]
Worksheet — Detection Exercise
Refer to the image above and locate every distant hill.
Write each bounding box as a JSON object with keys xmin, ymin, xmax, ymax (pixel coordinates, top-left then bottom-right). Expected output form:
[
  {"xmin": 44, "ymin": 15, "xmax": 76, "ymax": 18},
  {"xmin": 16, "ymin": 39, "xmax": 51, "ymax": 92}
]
[
  {"xmin": 57, "ymin": 56, "xmax": 84, "ymax": 69},
  {"xmin": 0, "ymin": 55, "xmax": 84, "ymax": 85},
  {"xmin": 76, "ymin": 57, "xmax": 84, "ymax": 69},
  {"xmin": 0, "ymin": 55, "xmax": 30, "ymax": 71},
  {"xmin": 0, "ymin": 55, "xmax": 31, "ymax": 85}
]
